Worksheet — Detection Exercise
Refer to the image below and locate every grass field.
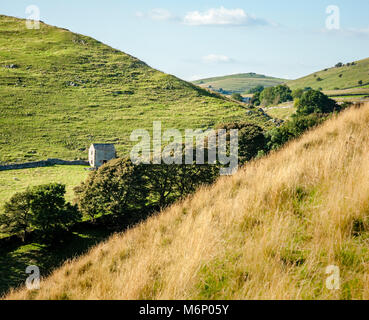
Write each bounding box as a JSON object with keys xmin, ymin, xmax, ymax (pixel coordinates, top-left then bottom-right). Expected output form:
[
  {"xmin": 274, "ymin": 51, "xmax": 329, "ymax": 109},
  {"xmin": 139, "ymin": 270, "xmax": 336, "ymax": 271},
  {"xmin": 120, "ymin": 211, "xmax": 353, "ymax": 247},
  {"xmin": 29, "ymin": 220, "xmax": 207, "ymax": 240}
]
[
  {"xmin": 288, "ymin": 57, "xmax": 369, "ymax": 90},
  {"xmin": 0, "ymin": 165, "xmax": 89, "ymax": 207},
  {"xmin": 6, "ymin": 103, "xmax": 369, "ymax": 300},
  {"xmin": 263, "ymin": 102, "xmax": 296, "ymax": 120},
  {"xmin": 193, "ymin": 73, "xmax": 286, "ymax": 94},
  {"xmin": 0, "ymin": 15, "xmax": 271, "ymax": 165}
]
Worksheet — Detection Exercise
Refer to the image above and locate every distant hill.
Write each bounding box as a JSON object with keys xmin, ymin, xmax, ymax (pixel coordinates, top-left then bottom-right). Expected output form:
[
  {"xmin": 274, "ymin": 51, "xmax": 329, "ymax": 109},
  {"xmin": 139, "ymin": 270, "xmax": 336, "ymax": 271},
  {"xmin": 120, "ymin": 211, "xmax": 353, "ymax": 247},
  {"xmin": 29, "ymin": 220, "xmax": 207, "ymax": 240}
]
[
  {"xmin": 288, "ymin": 57, "xmax": 369, "ymax": 91},
  {"xmin": 7, "ymin": 102, "xmax": 369, "ymax": 300},
  {"xmin": 0, "ymin": 16, "xmax": 270, "ymax": 164},
  {"xmin": 193, "ymin": 73, "xmax": 286, "ymax": 94}
]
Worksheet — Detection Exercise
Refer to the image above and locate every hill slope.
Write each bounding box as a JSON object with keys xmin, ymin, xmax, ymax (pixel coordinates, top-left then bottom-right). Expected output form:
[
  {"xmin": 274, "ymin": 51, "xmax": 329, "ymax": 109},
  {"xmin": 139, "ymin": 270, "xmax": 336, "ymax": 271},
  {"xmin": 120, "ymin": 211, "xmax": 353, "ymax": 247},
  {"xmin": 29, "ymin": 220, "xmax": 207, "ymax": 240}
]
[
  {"xmin": 288, "ymin": 57, "xmax": 369, "ymax": 91},
  {"xmin": 6, "ymin": 102, "xmax": 369, "ymax": 300},
  {"xmin": 0, "ymin": 16, "xmax": 268, "ymax": 164},
  {"xmin": 193, "ymin": 73, "xmax": 286, "ymax": 94}
]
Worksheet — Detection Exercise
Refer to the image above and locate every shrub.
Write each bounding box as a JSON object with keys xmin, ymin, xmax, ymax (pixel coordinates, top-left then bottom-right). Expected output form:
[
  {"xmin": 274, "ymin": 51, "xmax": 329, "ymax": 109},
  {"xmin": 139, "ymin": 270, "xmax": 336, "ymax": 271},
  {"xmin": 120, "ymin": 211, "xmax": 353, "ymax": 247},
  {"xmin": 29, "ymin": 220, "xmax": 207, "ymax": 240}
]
[
  {"xmin": 358, "ymin": 80, "xmax": 363, "ymax": 86},
  {"xmin": 251, "ymin": 91, "xmax": 261, "ymax": 106},
  {"xmin": 295, "ymin": 90, "xmax": 340, "ymax": 116},
  {"xmin": 266, "ymin": 114, "xmax": 325, "ymax": 150},
  {"xmin": 231, "ymin": 93, "xmax": 243, "ymax": 102}
]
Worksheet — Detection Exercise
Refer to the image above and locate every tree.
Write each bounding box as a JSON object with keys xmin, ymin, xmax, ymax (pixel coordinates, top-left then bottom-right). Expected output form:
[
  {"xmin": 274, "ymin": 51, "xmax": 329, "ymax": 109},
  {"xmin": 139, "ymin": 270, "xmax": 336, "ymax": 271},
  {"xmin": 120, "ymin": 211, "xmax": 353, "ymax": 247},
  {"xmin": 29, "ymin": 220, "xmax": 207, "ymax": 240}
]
[
  {"xmin": 74, "ymin": 158, "xmax": 149, "ymax": 221},
  {"xmin": 251, "ymin": 91, "xmax": 261, "ymax": 106},
  {"xmin": 358, "ymin": 80, "xmax": 363, "ymax": 86},
  {"xmin": 295, "ymin": 90, "xmax": 339, "ymax": 116},
  {"xmin": 231, "ymin": 92, "xmax": 243, "ymax": 102},
  {"xmin": 30, "ymin": 183, "xmax": 81, "ymax": 240},
  {"xmin": 249, "ymin": 85, "xmax": 264, "ymax": 94},
  {"xmin": 335, "ymin": 62, "xmax": 343, "ymax": 68},
  {"xmin": 0, "ymin": 191, "xmax": 33, "ymax": 242},
  {"xmin": 215, "ymin": 122, "xmax": 267, "ymax": 164}
]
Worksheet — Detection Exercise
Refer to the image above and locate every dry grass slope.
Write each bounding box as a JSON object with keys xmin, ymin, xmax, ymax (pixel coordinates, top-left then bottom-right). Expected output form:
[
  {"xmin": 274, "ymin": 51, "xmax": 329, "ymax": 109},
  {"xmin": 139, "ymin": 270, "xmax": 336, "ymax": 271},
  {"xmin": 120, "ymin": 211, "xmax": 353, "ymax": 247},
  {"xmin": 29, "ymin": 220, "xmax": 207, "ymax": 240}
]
[{"xmin": 5, "ymin": 103, "xmax": 369, "ymax": 300}]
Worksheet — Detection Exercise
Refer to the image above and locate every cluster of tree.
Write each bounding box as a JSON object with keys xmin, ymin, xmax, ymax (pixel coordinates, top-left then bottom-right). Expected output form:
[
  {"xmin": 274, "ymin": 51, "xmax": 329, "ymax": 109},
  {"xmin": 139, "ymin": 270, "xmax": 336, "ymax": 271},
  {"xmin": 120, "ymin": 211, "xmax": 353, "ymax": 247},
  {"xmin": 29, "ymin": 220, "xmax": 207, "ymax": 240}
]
[
  {"xmin": 335, "ymin": 62, "xmax": 356, "ymax": 68},
  {"xmin": 251, "ymin": 85, "xmax": 292, "ymax": 106},
  {"xmin": 266, "ymin": 89, "xmax": 345, "ymax": 150},
  {"xmin": 0, "ymin": 184, "xmax": 80, "ymax": 243},
  {"xmin": 74, "ymin": 154, "xmax": 219, "ymax": 223}
]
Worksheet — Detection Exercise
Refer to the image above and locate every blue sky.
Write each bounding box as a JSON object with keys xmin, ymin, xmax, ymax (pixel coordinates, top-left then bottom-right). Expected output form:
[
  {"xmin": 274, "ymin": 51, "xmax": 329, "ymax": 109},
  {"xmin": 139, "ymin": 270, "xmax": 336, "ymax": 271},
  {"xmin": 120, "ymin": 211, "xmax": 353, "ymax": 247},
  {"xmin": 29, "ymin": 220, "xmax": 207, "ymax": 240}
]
[{"xmin": 2, "ymin": 1, "xmax": 369, "ymax": 80}]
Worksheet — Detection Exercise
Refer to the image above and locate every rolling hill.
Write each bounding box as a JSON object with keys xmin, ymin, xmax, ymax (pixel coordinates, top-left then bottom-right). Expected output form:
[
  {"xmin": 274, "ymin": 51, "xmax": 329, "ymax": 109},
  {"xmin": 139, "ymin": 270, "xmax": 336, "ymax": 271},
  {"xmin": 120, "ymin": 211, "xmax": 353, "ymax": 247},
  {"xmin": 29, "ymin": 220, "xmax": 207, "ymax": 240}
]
[
  {"xmin": 0, "ymin": 15, "xmax": 270, "ymax": 164},
  {"xmin": 6, "ymin": 102, "xmax": 369, "ymax": 300},
  {"xmin": 192, "ymin": 73, "xmax": 286, "ymax": 94},
  {"xmin": 288, "ymin": 57, "xmax": 369, "ymax": 91}
]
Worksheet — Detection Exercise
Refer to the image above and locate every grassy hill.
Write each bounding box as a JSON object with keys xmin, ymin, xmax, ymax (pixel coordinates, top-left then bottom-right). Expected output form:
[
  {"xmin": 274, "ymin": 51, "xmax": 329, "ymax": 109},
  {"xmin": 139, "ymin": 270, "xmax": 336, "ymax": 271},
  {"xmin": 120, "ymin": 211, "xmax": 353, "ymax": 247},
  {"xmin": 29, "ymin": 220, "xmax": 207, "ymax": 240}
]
[
  {"xmin": 0, "ymin": 15, "xmax": 269, "ymax": 164},
  {"xmin": 6, "ymin": 102, "xmax": 369, "ymax": 300},
  {"xmin": 288, "ymin": 57, "xmax": 369, "ymax": 91},
  {"xmin": 193, "ymin": 73, "xmax": 286, "ymax": 94}
]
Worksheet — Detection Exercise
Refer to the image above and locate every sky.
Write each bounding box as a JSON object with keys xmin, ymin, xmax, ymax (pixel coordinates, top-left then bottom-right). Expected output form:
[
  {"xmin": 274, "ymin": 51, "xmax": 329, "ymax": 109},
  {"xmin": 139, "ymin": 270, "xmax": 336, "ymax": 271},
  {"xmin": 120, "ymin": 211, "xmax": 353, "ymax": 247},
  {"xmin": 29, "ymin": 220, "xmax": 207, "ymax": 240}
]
[{"xmin": 2, "ymin": 0, "xmax": 369, "ymax": 81}]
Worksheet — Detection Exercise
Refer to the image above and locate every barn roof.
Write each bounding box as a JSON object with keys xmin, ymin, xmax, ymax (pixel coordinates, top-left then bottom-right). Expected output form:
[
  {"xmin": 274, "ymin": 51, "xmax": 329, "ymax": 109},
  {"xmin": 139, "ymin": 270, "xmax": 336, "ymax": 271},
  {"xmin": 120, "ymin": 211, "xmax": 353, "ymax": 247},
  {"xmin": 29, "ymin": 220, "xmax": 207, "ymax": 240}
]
[{"xmin": 90, "ymin": 143, "xmax": 115, "ymax": 150}]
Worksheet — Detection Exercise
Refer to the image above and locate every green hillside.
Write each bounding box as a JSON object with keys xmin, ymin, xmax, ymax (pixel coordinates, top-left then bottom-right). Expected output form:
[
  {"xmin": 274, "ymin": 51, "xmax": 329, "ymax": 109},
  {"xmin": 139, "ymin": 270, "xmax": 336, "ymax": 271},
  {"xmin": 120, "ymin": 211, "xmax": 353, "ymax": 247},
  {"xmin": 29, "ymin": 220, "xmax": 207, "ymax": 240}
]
[
  {"xmin": 288, "ymin": 57, "xmax": 369, "ymax": 91},
  {"xmin": 0, "ymin": 15, "xmax": 269, "ymax": 164},
  {"xmin": 192, "ymin": 73, "xmax": 286, "ymax": 94}
]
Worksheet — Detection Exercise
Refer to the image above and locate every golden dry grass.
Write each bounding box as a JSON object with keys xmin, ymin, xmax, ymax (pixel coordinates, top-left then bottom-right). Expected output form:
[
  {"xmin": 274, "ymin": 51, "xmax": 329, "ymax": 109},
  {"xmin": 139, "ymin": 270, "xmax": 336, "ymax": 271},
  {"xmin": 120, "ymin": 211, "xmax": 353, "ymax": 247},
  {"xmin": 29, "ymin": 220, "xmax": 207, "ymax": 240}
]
[{"xmin": 5, "ymin": 103, "xmax": 369, "ymax": 300}]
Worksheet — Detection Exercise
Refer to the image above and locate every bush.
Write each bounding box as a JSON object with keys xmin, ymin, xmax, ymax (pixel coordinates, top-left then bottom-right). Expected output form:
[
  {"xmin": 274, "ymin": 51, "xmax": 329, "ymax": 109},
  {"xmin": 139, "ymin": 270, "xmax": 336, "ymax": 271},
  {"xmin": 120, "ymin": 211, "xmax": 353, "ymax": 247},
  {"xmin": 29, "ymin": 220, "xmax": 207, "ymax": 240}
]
[
  {"xmin": 231, "ymin": 92, "xmax": 243, "ymax": 102},
  {"xmin": 251, "ymin": 91, "xmax": 261, "ymax": 106},
  {"xmin": 266, "ymin": 114, "xmax": 325, "ymax": 150},
  {"xmin": 295, "ymin": 90, "xmax": 339, "ymax": 116}
]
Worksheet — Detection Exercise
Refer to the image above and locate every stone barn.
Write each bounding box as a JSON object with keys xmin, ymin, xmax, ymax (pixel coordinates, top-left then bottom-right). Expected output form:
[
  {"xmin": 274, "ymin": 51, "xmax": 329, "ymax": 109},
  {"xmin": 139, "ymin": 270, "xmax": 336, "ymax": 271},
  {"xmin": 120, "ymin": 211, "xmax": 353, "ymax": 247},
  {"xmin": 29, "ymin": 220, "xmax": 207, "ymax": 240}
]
[{"xmin": 89, "ymin": 144, "xmax": 116, "ymax": 168}]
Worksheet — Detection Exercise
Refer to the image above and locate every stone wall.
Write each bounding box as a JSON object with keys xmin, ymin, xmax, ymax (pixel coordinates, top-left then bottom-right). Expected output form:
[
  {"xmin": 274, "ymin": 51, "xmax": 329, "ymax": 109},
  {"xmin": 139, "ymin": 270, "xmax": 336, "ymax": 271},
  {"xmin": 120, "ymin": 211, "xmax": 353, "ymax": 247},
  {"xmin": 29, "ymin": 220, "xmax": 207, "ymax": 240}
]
[{"xmin": 0, "ymin": 158, "xmax": 89, "ymax": 171}]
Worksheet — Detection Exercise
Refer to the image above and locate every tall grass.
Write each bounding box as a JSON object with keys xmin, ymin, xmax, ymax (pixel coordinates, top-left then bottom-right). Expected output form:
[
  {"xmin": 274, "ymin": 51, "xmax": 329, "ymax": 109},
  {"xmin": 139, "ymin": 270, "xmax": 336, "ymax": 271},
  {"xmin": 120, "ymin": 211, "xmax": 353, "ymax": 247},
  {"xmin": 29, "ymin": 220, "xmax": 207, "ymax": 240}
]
[{"xmin": 5, "ymin": 103, "xmax": 369, "ymax": 300}]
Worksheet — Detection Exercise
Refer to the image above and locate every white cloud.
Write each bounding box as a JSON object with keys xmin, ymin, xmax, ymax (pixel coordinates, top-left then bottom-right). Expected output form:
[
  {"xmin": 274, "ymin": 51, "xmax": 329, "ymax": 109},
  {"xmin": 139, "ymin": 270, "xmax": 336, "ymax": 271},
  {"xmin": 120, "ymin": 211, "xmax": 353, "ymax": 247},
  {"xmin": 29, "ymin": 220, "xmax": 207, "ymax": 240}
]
[
  {"xmin": 184, "ymin": 6, "xmax": 269, "ymax": 26},
  {"xmin": 136, "ymin": 8, "xmax": 178, "ymax": 22},
  {"xmin": 202, "ymin": 54, "xmax": 233, "ymax": 64}
]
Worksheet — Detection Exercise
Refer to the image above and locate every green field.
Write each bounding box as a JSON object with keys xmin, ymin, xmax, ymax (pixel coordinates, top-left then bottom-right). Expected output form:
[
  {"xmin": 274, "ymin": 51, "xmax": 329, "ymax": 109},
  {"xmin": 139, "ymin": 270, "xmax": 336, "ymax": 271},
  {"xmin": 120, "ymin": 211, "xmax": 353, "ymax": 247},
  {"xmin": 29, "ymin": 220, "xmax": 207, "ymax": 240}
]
[
  {"xmin": 193, "ymin": 73, "xmax": 286, "ymax": 94},
  {"xmin": 0, "ymin": 15, "xmax": 271, "ymax": 165},
  {"xmin": 0, "ymin": 165, "xmax": 89, "ymax": 208},
  {"xmin": 288, "ymin": 57, "xmax": 369, "ymax": 90},
  {"xmin": 264, "ymin": 105, "xmax": 296, "ymax": 120}
]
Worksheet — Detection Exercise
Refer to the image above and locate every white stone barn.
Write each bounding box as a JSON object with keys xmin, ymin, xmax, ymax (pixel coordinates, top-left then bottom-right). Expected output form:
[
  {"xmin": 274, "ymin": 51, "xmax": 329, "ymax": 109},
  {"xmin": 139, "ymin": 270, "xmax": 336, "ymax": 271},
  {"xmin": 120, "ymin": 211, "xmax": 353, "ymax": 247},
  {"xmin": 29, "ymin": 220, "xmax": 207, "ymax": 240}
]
[{"xmin": 88, "ymin": 144, "xmax": 116, "ymax": 168}]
